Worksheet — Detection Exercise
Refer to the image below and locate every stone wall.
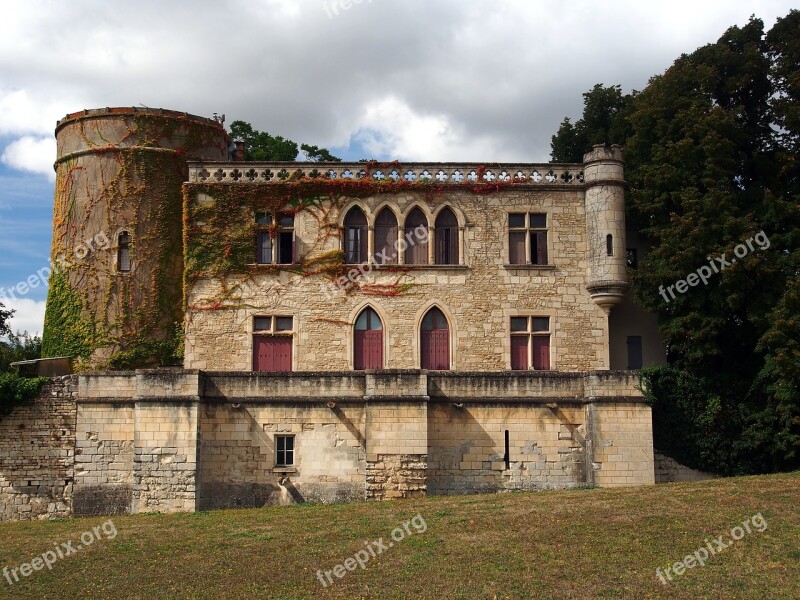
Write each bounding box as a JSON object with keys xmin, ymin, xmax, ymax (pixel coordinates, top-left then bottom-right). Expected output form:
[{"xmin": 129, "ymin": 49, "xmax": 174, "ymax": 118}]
[
  {"xmin": 1, "ymin": 370, "xmax": 654, "ymax": 520},
  {"xmin": 184, "ymin": 187, "xmax": 611, "ymax": 373},
  {"xmin": 591, "ymin": 402, "xmax": 655, "ymax": 487},
  {"xmin": 654, "ymin": 452, "xmax": 719, "ymax": 483},
  {"xmin": 0, "ymin": 376, "xmax": 77, "ymax": 520},
  {"xmin": 427, "ymin": 403, "xmax": 586, "ymax": 494},
  {"xmin": 198, "ymin": 402, "xmax": 366, "ymax": 509},
  {"xmin": 73, "ymin": 403, "xmax": 133, "ymax": 517}
]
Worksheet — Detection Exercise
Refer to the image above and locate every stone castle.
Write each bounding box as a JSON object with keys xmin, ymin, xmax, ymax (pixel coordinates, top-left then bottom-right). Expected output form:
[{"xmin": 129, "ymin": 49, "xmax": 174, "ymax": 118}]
[{"xmin": 0, "ymin": 107, "xmax": 664, "ymax": 520}]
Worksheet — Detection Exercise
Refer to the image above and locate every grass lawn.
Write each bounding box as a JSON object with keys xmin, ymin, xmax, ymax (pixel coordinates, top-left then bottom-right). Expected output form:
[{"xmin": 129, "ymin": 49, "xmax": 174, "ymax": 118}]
[{"xmin": 0, "ymin": 472, "xmax": 798, "ymax": 599}]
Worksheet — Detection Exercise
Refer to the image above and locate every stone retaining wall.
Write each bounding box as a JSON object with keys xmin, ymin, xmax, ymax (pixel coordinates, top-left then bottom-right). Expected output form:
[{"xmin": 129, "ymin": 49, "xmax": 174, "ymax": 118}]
[{"xmin": 1, "ymin": 370, "xmax": 654, "ymax": 520}]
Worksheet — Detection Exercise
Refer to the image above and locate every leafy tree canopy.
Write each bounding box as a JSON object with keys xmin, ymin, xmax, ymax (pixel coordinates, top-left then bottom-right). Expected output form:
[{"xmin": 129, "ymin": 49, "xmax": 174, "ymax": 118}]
[
  {"xmin": 0, "ymin": 332, "xmax": 41, "ymax": 373},
  {"xmin": 550, "ymin": 84, "xmax": 633, "ymax": 162},
  {"xmin": 0, "ymin": 301, "xmax": 12, "ymax": 338},
  {"xmin": 228, "ymin": 121, "xmax": 341, "ymax": 162},
  {"xmin": 551, "ymin": 11, "xmax": 800, "ymax": 474}
]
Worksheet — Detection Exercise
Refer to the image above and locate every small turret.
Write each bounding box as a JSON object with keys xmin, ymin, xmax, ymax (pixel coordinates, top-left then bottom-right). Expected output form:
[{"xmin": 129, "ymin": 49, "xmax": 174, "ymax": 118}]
[{"xmin": 583, "ymin": 144, "xmax": 628, "ymax": 314}]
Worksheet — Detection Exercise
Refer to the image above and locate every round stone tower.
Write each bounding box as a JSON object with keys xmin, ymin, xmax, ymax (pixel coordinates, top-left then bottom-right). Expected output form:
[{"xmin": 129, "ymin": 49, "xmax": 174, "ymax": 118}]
[
  {"xmin": 43, "ymin": 107, "xmax": 229, "ymax": 368},
  {"xmin": 583, "ymin": 144, "xmax": 628, "ymax": 314}
]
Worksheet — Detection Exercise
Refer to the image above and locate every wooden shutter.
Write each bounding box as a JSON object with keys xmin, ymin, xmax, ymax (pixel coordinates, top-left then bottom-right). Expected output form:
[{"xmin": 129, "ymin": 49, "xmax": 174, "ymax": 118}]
[
  {"xmin": 532, "ymin": 336, "xmax": 550, "ymax": 370},
  {"xmin": 533, "ymin": 232, "xmax": 548, "ymax": 265},
  {"xmin": 509, "ymin": 231, "xmax": 525, "ymax": 264},
  {"xmin": 253, "ymin": 336, "xmax": 292, "ymax": 372},
  {"xmin": 421, "ymin": 330, "xmax": 449, "ymax": 370},
  {"xmin": 510, "ymin": 336, "xmax": 528, "ymax": 370},
  {"xmin": 355, "ymin": 329, "xmax": 383, "ymax": 370}
]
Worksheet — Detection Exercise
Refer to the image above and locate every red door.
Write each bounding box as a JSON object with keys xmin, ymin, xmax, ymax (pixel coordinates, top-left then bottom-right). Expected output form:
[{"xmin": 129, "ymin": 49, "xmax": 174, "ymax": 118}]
[
  {"xmin": 421, "ymin": 330, "xmax": 449, "ymax": 370},
  {"xmin": 253, "ymin": 336, "xmax": 292, "ymax": 372},
  {"xmin": 421, "ymin": 307, "xmax": 450, "ymax": 370},
  {"xmin": 354, "ymin": 330, "xmax": 383, "ymax": 369},
  {"xmin": 532, "ymin": 336, "xmax": 550, "ymax": 370},
  {"xmin": 354, "ymin": 308, "xmax": 383, "ymax": 370},
  {"xmin": 510, "ymin": 336, "xmax": 528, "ymax": 370}
]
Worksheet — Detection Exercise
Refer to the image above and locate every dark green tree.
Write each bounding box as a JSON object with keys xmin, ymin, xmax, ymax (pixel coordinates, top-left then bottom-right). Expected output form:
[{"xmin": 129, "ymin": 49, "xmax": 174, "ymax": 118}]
[
  {"xmin": 228, "ymin": 121, "xmax": 341, "ymax": 162},
  {"xmin": 550, "ymin": 84, "xmax": 632, "ymax": 162},
  {"xmin": 626, "ymin": 16, "xmax": 799, "ymax": 474},
  {"xmin": 0, "ymin": 332, "xmax": 41, "ymax": 373},
  {"xmin": 300, "ymin": 144, "xmax": 342, "ymax": 162},
  {"xmin": 550, "ymin": 12, "xmax": 800, "ymax": 474},
  {"xmin": 0, "ymin": 301, "xmax": 12, "ymax": 338},
  {"xmin": 229, "ymin": 120, "xmax": 298, "ymax": 161}
]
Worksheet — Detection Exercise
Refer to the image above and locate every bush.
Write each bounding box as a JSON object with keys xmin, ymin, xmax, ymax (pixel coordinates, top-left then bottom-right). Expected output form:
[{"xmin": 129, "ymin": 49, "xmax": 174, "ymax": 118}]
[{"xmin": 0, "ymin": 372, "xmax": 47, "ymax": 416}]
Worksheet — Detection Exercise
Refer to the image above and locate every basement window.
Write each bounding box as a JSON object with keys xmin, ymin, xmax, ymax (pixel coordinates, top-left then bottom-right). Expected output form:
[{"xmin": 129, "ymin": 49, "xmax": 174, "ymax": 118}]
[{"xmin": 275, "ymin": 435, "xmax": 295, "ymax": 467}]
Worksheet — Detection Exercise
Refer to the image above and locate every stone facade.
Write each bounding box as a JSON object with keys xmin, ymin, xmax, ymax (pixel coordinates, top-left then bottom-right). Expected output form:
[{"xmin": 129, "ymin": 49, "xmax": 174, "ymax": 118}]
[
  {"xmin": 2, "ymin": 107, "xmax": 663, "ymax": 520},
  {"xmin": 184, "ymin": 150, "xmax": 631, "ymax": 372},
  {"xmin": 0, "ymin": 377, "xmax": 76, "ymax": 520},
  {"xmin": 1, "ymin": 370, "xmax": 654, "ymax": 521}
]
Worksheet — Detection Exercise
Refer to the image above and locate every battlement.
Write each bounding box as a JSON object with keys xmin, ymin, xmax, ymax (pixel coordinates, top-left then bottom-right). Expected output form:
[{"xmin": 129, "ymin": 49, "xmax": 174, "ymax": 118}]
[{"xmin": 187, "ymin": 161, "xmax": 587, "ymax": 187}]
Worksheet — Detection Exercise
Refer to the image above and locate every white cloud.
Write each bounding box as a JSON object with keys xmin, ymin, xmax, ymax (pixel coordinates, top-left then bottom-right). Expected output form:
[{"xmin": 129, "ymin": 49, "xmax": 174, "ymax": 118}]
[
  {"xmin": 3, "ymin": 298, "xmax": 45, "ymax": 337},
  {"xmin": 1, "ymin": 136, "xmax": 57, "ymax": 180},
  {"xmin": 0, "ymin": 0, "xmax": 794, "ymax": 162}
]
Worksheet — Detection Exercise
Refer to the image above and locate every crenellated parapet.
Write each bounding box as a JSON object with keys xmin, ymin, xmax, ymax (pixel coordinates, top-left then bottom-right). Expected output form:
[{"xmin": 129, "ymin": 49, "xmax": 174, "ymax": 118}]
[{"xmin": 187, "ymin": 162, "xmax": 586, "ymax": 187}]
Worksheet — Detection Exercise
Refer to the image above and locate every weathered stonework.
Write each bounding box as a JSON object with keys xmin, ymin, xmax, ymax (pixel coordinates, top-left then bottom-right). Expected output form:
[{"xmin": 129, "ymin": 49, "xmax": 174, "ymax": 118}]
[
  {"xmin": 0, "ymin": 376, "xmax": 76, "ymax": 520},
  {"xmin": 2, "ymin": 370, "xmax": 654, "ymax": 520},
  {"xmin": 10, "ymin": 109, "xmax": 662, "ymax": 519},
  {"xmin": 654, "ymin": 452, "xmax": 719, "ymax": 483}
]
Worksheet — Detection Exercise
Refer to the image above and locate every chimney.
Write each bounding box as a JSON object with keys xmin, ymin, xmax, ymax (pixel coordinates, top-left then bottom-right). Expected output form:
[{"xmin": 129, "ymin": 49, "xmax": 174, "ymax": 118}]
[{"xmin": 234, "ymin": 141, "xmax": 245, "ymax": 161}]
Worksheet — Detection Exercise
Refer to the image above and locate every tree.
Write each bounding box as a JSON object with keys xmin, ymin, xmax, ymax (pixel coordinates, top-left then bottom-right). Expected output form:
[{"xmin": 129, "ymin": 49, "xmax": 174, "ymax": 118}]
[
  {"xmin": 550, "ymin": 84, "xmax": 632, "ymax": 162},
  {"xmin": 228, "ymin": 121, "xmax": 341, "ymax": 162},
  {"xmin": 0, "ymin": 301, "xmax": 12, "ymax": 338},
  {"xmin": 0, "ymin": 332, "xmax": 42, "ymax": 373},
  {"xmin": 228, "ymin": 120, "xmax": 298, "ymax": 161},
  {"xmin": 550, "ymin": 12, "xmax": 800, "ymax": 474},
  {"xmin": 300, "ymin": 144, "xmax": 342, "ymax": 162},
  {"xmin": 625, "ymin": 15, "xmax": 799, "ymax": 474}
]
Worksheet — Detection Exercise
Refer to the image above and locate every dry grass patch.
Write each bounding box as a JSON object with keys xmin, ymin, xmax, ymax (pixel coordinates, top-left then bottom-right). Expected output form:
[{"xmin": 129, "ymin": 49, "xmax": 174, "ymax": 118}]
[{"xmin": 0, "ymin": 472, "xmax": 798, "ymax": 599}]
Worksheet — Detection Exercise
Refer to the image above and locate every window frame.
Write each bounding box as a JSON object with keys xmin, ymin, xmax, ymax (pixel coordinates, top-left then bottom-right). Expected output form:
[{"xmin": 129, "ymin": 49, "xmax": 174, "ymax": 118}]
[
  {"xmin": 252, "ymin": 315, "xmax": 295, "ymax": 372},
  {"xmin": 353, "ymin": 307, "xmax": 384, "ymax": 370},
  {"xmin": 627, "ymin": 335, "xmax": 643, "ymax": 370},
  {"xmin": 508, "ymin": 212, "xmax": 549, "ymax": 266},
  {"xmin": 434, "ymin": 207, "xmax": 459, "ymax": 265},
  {"xmin": 275, "ymin": 434, "xmax": 295, "ymax": 467},
  {"xmin": 373, "ymin": 207, "xmax": 399, "ymax": 265},
  {"xmin": 404, "ymin": 207, "xmax": 429, "ymax": 265},
  {"xmin": 420, "ymin": 306, "xmax": 450, "ymax": 370},
  {"xmin": 342, "ymin": 207, "xmax": 369, "ymax": 265},
  {"xmin": 117, "ymin": 231, "xmax": 132, "ymax": 273},
  {"xmin": 255, "ymin": 212, "xmax": 295, "ymax": 265},
  {"xmin": 509, "ymin": 315, "xmax": 552, "ymax": 371}
]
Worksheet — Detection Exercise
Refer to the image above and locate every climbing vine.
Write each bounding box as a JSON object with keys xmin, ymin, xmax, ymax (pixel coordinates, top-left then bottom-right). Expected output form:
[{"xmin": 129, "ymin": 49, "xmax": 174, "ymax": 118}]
[
  {"xmin": 43, "ymin": 110, "xmax": 226, "ymax": 369},
  {"xmin": 183, "ymin": 170, "xmax": 529, "ymax": 311}
]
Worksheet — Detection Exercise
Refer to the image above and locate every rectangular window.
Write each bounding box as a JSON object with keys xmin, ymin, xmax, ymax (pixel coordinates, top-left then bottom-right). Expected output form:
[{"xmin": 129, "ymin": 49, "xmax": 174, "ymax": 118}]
[
  {"xmin": 508, "ymin": 213, "xmax": 548, "ymax": 265},
  {"xmin": 253, "ymin": 316, "xmax": 294, "ymax": 372},
  {"xmin": 510, "ymin": 316, "xmax": 551, "ymax": 370},
  {"xmin": 275, "ymin": 435, "xmax": 295, "ymax": 467},
  {"xmin": 255, "ymin": 213, "xmax": 294, "ymax": 264},
  {"xmin": 345, "ymin": 227, "xmax": 363, "ymax": 264},
  {"xmin": 257, "ymin": 232, "xmax": 272, "ymax": 264},
  {"xmin": 627, "ymin": 335, "xmax": 643, "ymax": 370}
]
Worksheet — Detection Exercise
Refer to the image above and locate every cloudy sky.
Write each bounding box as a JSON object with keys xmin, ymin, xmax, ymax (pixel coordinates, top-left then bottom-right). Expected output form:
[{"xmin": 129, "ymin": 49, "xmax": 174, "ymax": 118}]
[{"xmin": 0, "ymin": 0, "xmax": 795, "ymax": 336}]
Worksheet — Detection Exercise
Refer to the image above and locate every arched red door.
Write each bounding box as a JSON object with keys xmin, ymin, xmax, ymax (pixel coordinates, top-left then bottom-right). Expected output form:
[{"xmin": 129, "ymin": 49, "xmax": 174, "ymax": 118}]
[
  {"xmin": 354, "ymin": 308, "xmax": 383, "ymax": 370},
  {"xmin": 421, "ymin": 307, "xmax": 450, "ymax": 370}
]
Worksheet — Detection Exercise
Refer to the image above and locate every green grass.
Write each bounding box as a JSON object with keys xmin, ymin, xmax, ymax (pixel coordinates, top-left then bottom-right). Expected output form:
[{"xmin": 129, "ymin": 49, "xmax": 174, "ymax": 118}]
[{"xmin": 1, "ymin": 472, "xmax": 798, "ymax": 599}]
